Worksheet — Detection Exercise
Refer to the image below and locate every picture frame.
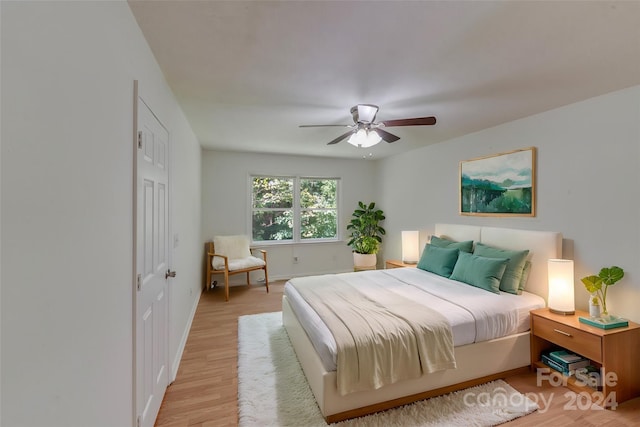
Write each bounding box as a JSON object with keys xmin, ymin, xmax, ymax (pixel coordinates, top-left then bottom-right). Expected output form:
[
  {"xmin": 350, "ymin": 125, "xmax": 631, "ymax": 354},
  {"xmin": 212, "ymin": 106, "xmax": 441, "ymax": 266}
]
[{"xmin": 459, "ymin": 147, "xmax": 536, "ymax": 217}]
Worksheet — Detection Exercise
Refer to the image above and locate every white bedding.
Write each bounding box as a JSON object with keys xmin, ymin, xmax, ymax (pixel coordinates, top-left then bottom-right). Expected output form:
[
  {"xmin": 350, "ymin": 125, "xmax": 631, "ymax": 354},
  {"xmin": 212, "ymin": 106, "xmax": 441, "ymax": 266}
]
[{"xmin": 284, "ymin": 267, "xmax": 545, "ymax": 372}]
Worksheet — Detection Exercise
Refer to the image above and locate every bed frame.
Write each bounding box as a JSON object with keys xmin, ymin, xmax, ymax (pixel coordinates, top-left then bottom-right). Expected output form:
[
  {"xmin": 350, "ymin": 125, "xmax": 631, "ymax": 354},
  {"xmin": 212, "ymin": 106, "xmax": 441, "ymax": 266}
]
[{"xmin": 282, "ymin": 224, "xmax": 562, "ymax": 423}]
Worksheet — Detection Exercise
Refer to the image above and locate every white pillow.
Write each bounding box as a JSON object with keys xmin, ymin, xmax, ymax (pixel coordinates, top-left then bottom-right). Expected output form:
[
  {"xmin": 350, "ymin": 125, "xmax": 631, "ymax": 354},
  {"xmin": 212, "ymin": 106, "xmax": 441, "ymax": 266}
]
[{"xmin": 213, "ymin": 235, "xmax": 252, "ymax": 260}]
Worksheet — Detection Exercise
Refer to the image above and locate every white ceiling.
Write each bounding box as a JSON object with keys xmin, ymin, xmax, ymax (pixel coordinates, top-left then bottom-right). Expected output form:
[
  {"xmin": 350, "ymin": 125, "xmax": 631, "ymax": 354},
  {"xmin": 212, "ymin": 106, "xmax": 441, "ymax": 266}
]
[{"xmin": 129, "ymin": 0, "xmax": 640, "ymax": 160}]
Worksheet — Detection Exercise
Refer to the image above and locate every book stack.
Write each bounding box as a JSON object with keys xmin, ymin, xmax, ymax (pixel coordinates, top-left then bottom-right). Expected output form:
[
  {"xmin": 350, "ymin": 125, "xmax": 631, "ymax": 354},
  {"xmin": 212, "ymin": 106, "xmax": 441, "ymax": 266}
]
[
  {"xmin": 541, "ymin": 349, "xmax": 590, "ymax": 375},
  {"xmin": 579, "ymin": 315, "xmax": 629, "ymax": 330},
  {"xmin": 575, "ymin": 366, "xmax": 602, "ymax": 389}
]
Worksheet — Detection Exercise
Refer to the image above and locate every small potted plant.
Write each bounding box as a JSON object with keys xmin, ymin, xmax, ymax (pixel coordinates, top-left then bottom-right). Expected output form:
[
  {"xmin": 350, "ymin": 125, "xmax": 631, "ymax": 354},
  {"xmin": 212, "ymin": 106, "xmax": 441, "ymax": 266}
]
[
  {"xmin": 347, "ymin": 201, "xmax": 386, "ymax": 270},
  {"xmin": 581, "ymin": 266, "xmax": 624, "ymax": 319}
]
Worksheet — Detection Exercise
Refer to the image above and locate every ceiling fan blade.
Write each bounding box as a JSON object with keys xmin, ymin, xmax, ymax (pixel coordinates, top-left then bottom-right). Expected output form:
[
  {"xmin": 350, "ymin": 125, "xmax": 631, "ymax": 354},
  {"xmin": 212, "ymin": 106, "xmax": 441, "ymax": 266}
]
[
  {"xmin": 374, "ymin": 128, "xmax": 400, "ymax": 143},
  {"xmin": 327, "ymin": 131, "xmax": 354, "ymax": 145},
  {"xmin": 299, "ymin": 124, "xmax": 350, "ymax": 128},
  {"xmin": 381, "ymin": 116, "xmax": 437, "ymax": 127}
]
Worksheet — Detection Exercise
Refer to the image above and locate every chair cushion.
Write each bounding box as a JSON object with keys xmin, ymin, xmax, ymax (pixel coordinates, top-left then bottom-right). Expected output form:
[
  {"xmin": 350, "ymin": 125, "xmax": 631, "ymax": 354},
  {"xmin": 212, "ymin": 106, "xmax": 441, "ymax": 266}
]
[
  {"xmin": 212, "ymin": 255, "xmax": 265, "ymax": 271},
  {"xmin": 213, "ymin": 235, "xmax": 252, "ymax": 258}
]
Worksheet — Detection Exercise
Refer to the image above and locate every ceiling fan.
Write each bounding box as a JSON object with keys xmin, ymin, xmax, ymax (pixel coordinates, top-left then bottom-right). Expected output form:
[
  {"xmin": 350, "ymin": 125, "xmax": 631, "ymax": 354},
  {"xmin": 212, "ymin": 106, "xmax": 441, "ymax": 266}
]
[{"xmin": 299, "ymin": 104, "xmax": 436, "ymax": 148}]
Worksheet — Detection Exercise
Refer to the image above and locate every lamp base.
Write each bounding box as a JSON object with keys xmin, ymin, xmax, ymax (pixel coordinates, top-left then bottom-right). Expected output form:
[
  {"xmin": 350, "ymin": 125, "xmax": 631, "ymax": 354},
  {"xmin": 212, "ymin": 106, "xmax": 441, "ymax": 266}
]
[
  {"xmin": 549, "ymin": 308, "xmax": 575, "ymax": 315},
  {"xmin": 401, "ymin": 260, "xmax": 418, "ymax": 265}
]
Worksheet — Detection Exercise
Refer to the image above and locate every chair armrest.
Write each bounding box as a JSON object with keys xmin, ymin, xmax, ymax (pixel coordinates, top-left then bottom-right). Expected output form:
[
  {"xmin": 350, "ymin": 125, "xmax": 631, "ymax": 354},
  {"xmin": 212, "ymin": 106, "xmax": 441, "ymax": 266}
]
[
  {"xmin": 208, "ymin": 252, "xmax": 227, "ymax": 258},
  {"xmin": 250, "ymin": 248, "xmax": 267, "ymax": 262},
  {"xmin": 208, "ymin": 252, "xmax": 228, "ymax": 259},
  {"xmin": 209, "ymin": 253, "xmax": 229, "ymax": 269}
]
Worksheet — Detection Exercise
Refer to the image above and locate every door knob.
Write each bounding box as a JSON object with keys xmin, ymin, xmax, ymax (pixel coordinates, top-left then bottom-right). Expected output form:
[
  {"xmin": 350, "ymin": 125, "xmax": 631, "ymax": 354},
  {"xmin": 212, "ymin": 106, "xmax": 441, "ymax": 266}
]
[{"xmin": 166, "ymin": 269, "xmax": 177, "ymax": 279}]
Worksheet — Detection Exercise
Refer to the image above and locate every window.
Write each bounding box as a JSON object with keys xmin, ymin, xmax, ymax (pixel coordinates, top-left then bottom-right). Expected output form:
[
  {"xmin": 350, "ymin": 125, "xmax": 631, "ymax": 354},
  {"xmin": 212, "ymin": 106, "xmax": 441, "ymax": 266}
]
[
  {"xmin": 300, "ymin": 178, "xmax": 338, "ymax": 240},
  {"xmin": 251, "ymin": 175, "xmax": 339, "ymax": 243},
  {"xmin": 251, "ymin": 176, "xmax": 294, "ymax": 241}
]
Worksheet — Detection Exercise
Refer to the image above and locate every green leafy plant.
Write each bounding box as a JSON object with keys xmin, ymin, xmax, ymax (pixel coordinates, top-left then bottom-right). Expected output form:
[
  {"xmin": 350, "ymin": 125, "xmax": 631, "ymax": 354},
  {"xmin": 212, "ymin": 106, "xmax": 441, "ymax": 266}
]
[
  {"xmin": 581, "ymin": 266, "xmax": 624, "ymax": 316},
  {"xmin": 346, "ymin": 201, "xmax": 386, "ymax": 254}
]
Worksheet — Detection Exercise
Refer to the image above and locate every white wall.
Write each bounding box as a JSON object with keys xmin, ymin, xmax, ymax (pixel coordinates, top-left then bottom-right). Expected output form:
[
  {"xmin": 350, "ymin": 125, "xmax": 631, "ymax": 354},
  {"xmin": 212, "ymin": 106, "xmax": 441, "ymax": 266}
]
[
  {"xmin": 379, "ymin": 86, "xmax": 640, "ymax": 322},
  {"xmin": 1, "ymin": 2, "xmax": 202, "ymax": 426},
  {"xmin": 166, "ymin": 99, "xmax": 203, "ymax": 379},
  {"xmin": 201, "ymin": 150, "xmax": 379, "ymax": 279},
  {"xmin": 0, "ymin": 3, "xmax": 3, "ymax": 418}
]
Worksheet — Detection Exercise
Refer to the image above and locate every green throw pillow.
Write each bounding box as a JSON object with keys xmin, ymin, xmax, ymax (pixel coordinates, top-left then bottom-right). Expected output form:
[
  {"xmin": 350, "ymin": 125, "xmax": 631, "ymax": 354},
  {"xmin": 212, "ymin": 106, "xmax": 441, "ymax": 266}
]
[
  {"xmin": 517, "ymin": 261, "xmax": 532, "ymax": 294},
  {"xmin": 417, "ymin": 244, "xmax": 460, "ymax": 277},
  {"xmin": 430, "ymin": 235, "xmax": 474, "ymax": 253},
  {"xmin": 449, "ymin": 252, "xmax": 509, "ymax": 294},
  {"xmin": 473, "ymin": 242, "xmax": 529, "ymax": 295}
]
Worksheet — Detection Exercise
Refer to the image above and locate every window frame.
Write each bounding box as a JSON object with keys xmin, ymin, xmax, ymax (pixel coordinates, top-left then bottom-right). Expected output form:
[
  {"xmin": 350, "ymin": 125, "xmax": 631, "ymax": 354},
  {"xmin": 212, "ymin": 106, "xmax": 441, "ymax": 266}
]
[{"xmin": 248, "ymin": 174, "xmax": 341, "ymax": 245}]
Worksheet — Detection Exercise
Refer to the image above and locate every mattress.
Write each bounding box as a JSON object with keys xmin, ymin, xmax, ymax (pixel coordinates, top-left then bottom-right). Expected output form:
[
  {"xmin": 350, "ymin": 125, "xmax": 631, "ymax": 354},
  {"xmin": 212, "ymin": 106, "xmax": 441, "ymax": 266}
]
[{"xmin": 284, "ymin": 267, "xmax": 545, "ymax": 372}]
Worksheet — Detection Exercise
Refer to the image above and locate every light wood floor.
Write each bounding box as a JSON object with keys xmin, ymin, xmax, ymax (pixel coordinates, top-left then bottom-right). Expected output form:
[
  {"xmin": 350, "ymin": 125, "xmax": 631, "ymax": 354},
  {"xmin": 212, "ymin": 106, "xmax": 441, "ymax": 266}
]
[{"xmin": 155, "ymin": 280, "xmax": 640, "ymax": 426}]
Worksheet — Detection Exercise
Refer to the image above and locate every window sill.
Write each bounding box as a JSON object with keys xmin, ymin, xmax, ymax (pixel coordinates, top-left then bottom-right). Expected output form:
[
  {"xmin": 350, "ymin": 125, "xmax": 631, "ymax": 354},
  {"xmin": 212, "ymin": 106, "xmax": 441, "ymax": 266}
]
[{"xmin": 251, "ymin": 239, "xmax": 345, "ymax": 247}]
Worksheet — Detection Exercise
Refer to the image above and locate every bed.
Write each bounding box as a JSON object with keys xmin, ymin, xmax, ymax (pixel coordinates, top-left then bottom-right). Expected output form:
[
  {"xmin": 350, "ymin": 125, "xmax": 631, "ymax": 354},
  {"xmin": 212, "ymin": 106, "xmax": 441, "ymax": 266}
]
[{"xmin": 282, "ymin": 224, "xmax": 562, "ymax": 423}]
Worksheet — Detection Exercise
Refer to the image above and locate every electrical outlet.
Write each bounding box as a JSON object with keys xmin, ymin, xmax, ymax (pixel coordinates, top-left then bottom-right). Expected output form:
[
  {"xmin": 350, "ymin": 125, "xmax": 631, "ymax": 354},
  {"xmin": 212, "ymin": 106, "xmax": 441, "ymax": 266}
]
[{"xmin": 293, "ymin": 256, "xmax": 299, "ymax": 264}]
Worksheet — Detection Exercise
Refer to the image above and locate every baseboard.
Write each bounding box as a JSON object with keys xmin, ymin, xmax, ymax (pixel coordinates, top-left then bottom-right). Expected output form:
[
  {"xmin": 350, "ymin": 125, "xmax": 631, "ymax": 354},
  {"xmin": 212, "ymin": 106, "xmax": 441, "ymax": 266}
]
[{"xmin": 170, "ymin": 289, "xmax": 201, "ymax": 381}]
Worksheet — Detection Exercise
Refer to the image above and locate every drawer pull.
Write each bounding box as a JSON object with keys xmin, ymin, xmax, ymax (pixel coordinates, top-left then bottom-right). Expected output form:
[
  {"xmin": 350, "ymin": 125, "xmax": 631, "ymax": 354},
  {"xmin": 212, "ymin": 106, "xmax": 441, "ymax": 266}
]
[{"xmin": 553, "ymin": 328, "xmax": 572, "ymax": 337}]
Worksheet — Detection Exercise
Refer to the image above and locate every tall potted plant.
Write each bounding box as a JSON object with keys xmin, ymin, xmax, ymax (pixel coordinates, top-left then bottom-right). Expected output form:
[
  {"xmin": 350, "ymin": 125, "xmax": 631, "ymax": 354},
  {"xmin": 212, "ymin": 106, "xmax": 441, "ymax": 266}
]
[{"xmin": 347, "ymin": 201, "xmax": 386, "ymax": 269}]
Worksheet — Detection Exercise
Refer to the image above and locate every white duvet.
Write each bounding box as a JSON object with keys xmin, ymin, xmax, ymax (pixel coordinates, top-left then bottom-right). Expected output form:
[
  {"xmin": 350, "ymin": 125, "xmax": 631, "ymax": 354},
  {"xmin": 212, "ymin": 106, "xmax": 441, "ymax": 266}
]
[
  {"xmin": 284, "ymin": 267, "xmax": 545, "ymax": 372},
  {"xmin": 289, "ymin": 272, "xmax": 457, "ymax": 395}
]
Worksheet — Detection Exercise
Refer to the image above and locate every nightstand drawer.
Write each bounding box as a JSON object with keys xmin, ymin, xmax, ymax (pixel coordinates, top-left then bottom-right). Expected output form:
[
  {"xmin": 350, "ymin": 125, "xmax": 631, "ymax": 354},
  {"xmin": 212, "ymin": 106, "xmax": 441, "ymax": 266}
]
[{"xmin": 533, "ymin": 316, "xmax": 602, "ymax": 362}]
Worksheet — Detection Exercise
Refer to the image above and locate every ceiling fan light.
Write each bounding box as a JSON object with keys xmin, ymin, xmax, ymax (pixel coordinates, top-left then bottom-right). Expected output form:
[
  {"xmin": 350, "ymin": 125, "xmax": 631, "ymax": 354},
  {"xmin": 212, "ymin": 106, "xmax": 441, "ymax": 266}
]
[
  {"xmin": 347, "ymin": 129, "xmax": 381, "ymax": 148},
  {"xmin": 347, "ymin": 129, "xmax": 365, "ymax": 146},
  {"xmin": 366, "ymin": 130, "xmax": 382, "ymax": 146}
]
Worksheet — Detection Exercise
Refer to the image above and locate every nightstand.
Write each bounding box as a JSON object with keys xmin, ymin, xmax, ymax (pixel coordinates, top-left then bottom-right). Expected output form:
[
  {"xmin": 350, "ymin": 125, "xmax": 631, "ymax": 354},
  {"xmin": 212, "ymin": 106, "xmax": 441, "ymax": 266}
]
[
  {"xmin": 385, "ymin": 260, "xmax": 418, "ymax": 269},
  {"xmin": 530, "ymin": 308, "xmax": 640, "ymax": 407}
]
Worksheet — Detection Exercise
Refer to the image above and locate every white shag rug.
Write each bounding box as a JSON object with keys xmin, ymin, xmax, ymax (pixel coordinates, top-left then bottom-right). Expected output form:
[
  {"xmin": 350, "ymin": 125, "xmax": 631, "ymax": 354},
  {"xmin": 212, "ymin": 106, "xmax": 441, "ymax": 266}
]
[{"xmin": 238, "ymin": 311, "xmax": 538, "ymax": 426}]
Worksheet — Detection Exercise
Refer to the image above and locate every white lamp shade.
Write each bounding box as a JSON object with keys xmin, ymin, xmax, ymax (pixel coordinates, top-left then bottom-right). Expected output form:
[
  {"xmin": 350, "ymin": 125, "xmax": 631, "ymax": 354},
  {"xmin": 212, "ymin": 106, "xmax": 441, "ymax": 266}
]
[
  {"xmin": 548, "ymin": 259, "xmax": 575, "ymax": 314},
  {"xmin": 347, "ymin": 129, "xmax": 382, "ymax": 148},
  {"xmin": 402, "ymin": 231, "xmax": 420, "ymax": 264}
]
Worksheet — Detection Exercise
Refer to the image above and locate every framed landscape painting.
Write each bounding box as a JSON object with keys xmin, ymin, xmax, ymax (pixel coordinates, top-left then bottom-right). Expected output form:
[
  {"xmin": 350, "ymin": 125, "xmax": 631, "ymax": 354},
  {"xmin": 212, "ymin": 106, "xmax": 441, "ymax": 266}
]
[{"xmin": 460, "ymin": 147, "xmax": 536, "ymax": 217}]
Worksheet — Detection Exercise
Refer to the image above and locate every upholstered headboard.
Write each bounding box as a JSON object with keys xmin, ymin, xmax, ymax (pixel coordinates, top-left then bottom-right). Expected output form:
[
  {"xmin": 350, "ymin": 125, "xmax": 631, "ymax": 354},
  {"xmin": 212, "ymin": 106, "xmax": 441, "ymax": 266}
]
[{"xmin": 434, "ymin": 224, "xmax": 562, "ymax": 302}]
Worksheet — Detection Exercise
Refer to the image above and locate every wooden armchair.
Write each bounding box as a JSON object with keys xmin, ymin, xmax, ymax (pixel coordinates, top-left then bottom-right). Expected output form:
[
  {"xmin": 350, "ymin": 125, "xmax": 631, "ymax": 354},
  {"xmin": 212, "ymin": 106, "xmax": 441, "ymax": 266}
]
[{"xmin": 205, "ymin": 235, "xmax": 269, "ymax": 301}]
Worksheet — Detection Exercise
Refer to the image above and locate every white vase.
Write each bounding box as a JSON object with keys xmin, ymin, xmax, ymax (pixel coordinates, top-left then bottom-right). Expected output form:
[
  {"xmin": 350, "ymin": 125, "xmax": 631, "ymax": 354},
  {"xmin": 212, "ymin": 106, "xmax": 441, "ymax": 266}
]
[
  {"xmin": 588, "ymin": 296, "xmax": 601, "ymax": 318},
  {"xmin": 353, "ymin": 253, "xmax": 377, "ymax": 269}
]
